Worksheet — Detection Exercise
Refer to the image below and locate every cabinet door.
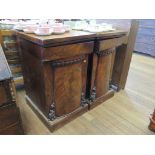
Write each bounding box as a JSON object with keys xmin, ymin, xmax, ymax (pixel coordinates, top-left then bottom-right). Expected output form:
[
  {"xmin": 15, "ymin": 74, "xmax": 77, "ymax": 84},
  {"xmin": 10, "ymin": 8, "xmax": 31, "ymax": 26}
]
[
  {"xmin": 95, "ymin": 48, "xmax": 114, "ymax": 98},
  {"xmin": 49, "ymin": 55, "xmax": 88, "ymax": 119}
]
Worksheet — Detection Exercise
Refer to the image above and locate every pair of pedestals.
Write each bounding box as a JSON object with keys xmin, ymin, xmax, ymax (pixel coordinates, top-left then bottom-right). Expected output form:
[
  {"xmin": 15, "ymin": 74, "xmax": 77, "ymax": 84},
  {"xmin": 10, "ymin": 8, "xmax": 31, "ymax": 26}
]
[{"xmin": 17, "ymin": 30, "xmax": 127, "ymax": 131}]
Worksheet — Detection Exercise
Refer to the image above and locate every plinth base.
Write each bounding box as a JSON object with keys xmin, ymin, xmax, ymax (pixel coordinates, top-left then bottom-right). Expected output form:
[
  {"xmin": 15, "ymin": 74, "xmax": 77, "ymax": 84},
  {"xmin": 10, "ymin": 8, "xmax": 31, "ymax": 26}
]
[
  {"xmin": 89, "ymin": 89, "xmax": 114, "ymax": 110},
  {"xmin": 25, "ymin": 95, "xmax": 88, "ymax": 132}
]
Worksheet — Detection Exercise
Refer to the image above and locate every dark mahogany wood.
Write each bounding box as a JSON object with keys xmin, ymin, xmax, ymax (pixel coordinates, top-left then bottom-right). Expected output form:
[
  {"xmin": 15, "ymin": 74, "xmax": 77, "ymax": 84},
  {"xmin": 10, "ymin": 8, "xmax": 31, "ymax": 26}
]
[
  {"xmin": 17, "ymin": 30, "xmax": 96, "ymax": 131},
  {"xmin": 0, "ymin": 45, "xmax": 24, "ymax": 135},
  {"xmin": 88, "ymin": 35, "xmax": 127, "ymax": 109},
  {"xmin": 15, "ymin": 30, "xmax": 126, "ymax": 46},
  {"xmin": 16, "ymin": 30, "xmax": 127, "ymax": 131}
]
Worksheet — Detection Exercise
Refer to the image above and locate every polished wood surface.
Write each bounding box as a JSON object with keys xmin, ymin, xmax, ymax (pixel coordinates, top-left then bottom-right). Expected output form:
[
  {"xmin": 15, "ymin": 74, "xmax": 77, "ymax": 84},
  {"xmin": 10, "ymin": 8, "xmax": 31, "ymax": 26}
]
[
  {"xmin": 17, "ymin": 53, "xmax": 155, "ymax": 134},
  {"xmin": 15, "ymin": 29, "xmax": 126, "ymax": 46},
  {"xmin": 19, "ymin": 41, "xmax": 91, "ymax": 114},
  {"xmin": 17, "ymin": 29, "xmax": 127, "ymax": 131},
  {"xmin": 17, "ymin": 31, "xmax": 96, "ymax": 131},
  {"xmin": 88, "ymin": 34, "xmax": 126, "ymax": 108},
  {"xmin": 95, "ymin": 53, "xmax": 112, "ymax": 97},
  {"xmin": 99, "ymin": 36, "xmax": 126, "ymax": 51},
  {"xmin": 19, "ymin": 38, "xmax": 94, "ymax": 61}
]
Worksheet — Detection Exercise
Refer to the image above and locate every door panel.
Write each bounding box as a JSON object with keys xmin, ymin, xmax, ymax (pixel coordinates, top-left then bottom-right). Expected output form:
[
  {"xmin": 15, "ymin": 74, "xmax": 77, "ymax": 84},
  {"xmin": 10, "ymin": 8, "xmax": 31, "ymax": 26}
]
[
  {"xmin": 52, "ymin": 57, "xmax": 85, "ymax": 117},
  {"xmin": 95, "ymin": 53, "xmax": 112, "ymax": 97}
]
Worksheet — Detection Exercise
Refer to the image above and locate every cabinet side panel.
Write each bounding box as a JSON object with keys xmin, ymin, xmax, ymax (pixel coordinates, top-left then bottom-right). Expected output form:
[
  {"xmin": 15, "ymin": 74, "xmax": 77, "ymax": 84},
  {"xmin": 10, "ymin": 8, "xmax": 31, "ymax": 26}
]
[{"xmin": 20, "ymin": 40, "xmax": 48, "ymax": 115}]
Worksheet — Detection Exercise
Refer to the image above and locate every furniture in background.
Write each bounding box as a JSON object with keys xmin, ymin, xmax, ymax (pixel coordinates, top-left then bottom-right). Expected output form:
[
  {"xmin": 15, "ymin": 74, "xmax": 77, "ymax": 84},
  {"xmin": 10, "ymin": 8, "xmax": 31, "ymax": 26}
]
[
  {"xmin": 0, "ymin": 44, "xmax": 24, "ymax": 135},
  {"xmin": 135, "ymin": 19, "xmax": 155, "ymax": 57},
  {"xmin": 16, "ymin": 29, "xmax": 127, "ymax": 132},
  {"xmin": 0, "ymin": 29, "xmax": 24, "ymax": 87}
]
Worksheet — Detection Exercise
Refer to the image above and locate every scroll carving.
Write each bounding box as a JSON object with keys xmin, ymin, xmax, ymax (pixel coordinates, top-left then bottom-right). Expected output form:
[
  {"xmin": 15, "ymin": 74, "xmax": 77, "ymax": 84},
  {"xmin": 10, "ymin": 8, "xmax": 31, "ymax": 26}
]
[
  {"xmin": 48, "ymin": 102, "xmax": 56, "ymax": 121},
  {"xmin": 52, "ymin": 56, "xmax": 85, "ymax": 67},
  {"xmin": 90, "ymin": 86, "xmax": 96, "ymax": 101},
  {"xmin": 81, "ymin": 92, "xmax": 89, "ymax": 106},
  {"xmin": 95, "ymin": 48, "xmax": 115, "ymax": 57}
]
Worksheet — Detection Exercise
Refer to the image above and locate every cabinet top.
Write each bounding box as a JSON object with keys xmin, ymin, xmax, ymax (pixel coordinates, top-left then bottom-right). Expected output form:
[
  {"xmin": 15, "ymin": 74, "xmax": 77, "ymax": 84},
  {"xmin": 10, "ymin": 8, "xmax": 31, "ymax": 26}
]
[
  {"xmin": 15, "ymin": 30, "xmax": 127, "ymax": 47},
  {"xmin": 0, "ymin": 45, "xmax": 12, "ymax": 81}
]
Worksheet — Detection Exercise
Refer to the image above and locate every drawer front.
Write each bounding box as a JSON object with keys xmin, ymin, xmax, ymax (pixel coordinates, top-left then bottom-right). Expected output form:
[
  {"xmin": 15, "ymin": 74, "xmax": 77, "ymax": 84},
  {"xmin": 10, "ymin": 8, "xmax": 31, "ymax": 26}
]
[
  {"xmin": 138, "ymin": 27, "xmax": 155, "ymax": 36},
  {"xmin": 136, "ymin": 34, "xmax": 155, "ymax": 45},
  {"xmin": 43, "ymin": 41, "xmax": 94, "ymax": 61},
  {"xmin": 134, "ymin": 43, "xmax": 155, "ymax": 56},
  {"xmin": 20, "ymin": 38, "xmax": 94, "ymax": 61},
  {"xmin": 99, "ymin": 36, "xmax": 126, "ymax": 51},
  {"xmin": 0, "ymin": 104, "xmax": 19, "ymax": 130}
]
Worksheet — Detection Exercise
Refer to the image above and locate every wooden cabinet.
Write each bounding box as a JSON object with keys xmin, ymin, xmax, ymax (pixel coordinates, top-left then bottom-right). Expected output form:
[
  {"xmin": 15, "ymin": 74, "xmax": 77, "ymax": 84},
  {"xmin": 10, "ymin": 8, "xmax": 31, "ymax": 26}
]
[
  {"xmin": 16, "ymin": 30, "xmax": 127, "ymax": 132},
  {"xmin": 17, "ymin": 31, "xmax": 95, "ymax": 131},
  {"xmin": 88, "ymin": 35, "xmax": 126, "ymax": 109},
  {"xmin": 0, "ymin": 45, "xmax": 24, "ymax": 135}
]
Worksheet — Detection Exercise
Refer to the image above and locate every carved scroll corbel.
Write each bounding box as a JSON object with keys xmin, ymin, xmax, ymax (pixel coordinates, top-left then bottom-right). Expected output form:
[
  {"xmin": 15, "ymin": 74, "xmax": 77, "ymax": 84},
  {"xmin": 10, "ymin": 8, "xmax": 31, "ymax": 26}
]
[
  {"xmin": 95, "ymin": 48, "xmax": 115, "ymax": 57},
  {"xmin": 51, "ymin": 56, "xmax": 85, "ymax": 67},
  {"xmin": 48, "ymin": 102, "xmax": 56, "ymax": 121},
  {"xmin": 90, "ymin": 86, "xmax": 96, "ymax": 102},
  {"xmin": 81, "ymin": 92, "xmax": 89, "ymax": 106}
]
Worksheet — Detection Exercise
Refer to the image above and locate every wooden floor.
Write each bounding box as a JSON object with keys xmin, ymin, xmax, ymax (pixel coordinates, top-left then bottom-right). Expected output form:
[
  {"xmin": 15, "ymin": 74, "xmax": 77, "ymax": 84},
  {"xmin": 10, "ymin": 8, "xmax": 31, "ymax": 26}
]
[{"xmin": 16, "ymin": 53, "xmax": 155, "ymax": 135}]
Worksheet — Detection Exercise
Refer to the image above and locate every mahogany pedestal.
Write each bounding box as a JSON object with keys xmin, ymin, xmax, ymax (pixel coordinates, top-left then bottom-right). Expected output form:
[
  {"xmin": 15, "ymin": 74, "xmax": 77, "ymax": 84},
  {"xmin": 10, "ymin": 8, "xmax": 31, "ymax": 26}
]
[
  {"xmin": 88, "ymin": 35, "xmax": 127, "ymax": 109},
  {"xmin": 17, "ymin": 31, "xmax": 96, "ymax": 131},
  {"xmin": 16, "ymin": 30, "xmax": 127, "ymax": 132}
]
